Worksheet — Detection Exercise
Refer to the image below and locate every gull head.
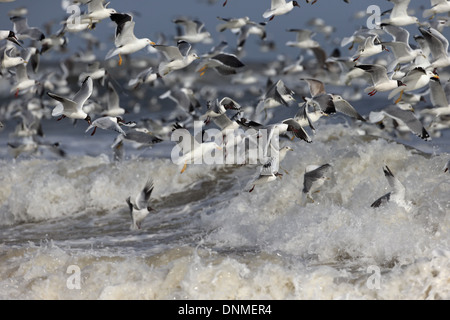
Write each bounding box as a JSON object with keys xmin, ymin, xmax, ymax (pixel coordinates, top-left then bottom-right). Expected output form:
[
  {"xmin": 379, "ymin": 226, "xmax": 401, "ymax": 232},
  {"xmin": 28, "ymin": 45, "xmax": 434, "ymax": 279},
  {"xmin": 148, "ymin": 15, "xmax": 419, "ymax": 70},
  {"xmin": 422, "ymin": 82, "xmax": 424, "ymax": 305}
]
[
  {"xmin": 293, "ymin": 1, "xmax": 300, "ymax": 8},
  {"xmin": 85, "ymin": 115, "xmax": 92, "ymax": 125},
  {"xmin": 397, "ymin": 80, "xmax": 406, "ymax": 87}
]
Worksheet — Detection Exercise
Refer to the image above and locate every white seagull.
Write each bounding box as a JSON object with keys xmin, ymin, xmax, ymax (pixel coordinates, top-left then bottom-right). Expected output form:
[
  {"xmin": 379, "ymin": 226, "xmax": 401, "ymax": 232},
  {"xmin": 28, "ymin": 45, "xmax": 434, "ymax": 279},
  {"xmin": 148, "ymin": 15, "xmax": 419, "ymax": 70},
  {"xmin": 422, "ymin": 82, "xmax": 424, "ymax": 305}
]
[
  {"xmin": 216, "ymin": 16, "xmax": 250, "ymax": 33},
  {"xmin": 106, "ymin": 13, "xmax": 156, "ymax": 66},
  {"xmin": 126, "ymin": 178, "xmax": 155, "ymax": 230},
  {"xmin": 10, "ymin": 16, "xmax": 45, "ymax": 41},
  {"xmin": 103, "ymin": 82, "xmax": 126, "ymax": 117},
  {"xmin": 381, "ymin": 24, "xmax": 425, "ymax": 71},
  {"xmin": 381, "ymin": 0, "xmax": 419, "ymax": 26},
  {"xmin": 368, "ymin": 103, "xmax": 431, "ymax": 140},
  {"xmin": 263, "ymin": 0, "xmax": 301, "ymax": 21},
  {"xmin": 388, "ymin": 67, "xmax": 439, "ymax": 103},
  {"xmin": 256, "ymin": 79, "xmax": 297, "ymax": 114},
  {"xmin": 154, "ymin": 40, "xmax": 200, "ymax": 76},
  {"xmin": 1, "ymin": 47, "xmax": 26, "ymax": 69},
  {"xmin": 423, "ymin": 0, "xmax": 450, "ymax": 19},
  {"xmin": 355, "ymin": 64, "xmax": 406, "ymax": 96},
  {"xmin": 285, "ymin": 29, "xmax": 319, "ymax": 49},
  {"xmin": 196, "ymin": 52, "xmax": 245, "ymax": 76},
  {"xmin": 128, "ymin": 67, "xmax": 161, "ymax": 89},
  {"xmin": 173, "ymin": 18, "xmax": 212, "ymax": 44},
  {"xmin": 85, "ymin": 116, "xmax": 135, "ymax": 136},
  {"xmin": 248, "ymin": 156, "xmax": 284, "ymax": 192},
  {"xmin": 10, "ymin": 62, "xmax": 38, "ymax": 97},
  {"xmin": 371, "ymin": 166, "xmax": 410, "ymax": 210},
  {"xmin": 329, "ymin": 94, "xmax": 366, "ymax": 121},
  {"xmin": 47, "ymin": 76, "xmax": 93, "ymax": 125},
  {"xmin": 419, "ymin": 27, "xmax": 450, "ymax": 70},
  {"xmin": 302, "ymin": 163, "xmax": 332, "ymax": 201},
  {"xmin": 80, "ymin": 0, "xmax": 117, "ymax": 27},
  {"xmin": 352, "ymin": 35, "xmax": 388, "ymax": 61},
  {"xmin": 421, "ymin": 77, "xmax": 450, "ymax": 117}
]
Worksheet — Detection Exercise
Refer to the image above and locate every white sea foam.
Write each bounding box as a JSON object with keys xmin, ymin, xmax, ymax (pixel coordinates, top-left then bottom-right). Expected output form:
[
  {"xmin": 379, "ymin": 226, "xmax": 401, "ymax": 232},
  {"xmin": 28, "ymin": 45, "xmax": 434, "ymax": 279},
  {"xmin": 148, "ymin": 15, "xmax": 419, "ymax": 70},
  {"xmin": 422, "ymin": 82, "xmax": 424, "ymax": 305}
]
[{"xmin": 0, "ymin": 123, "xmax": 449, "ymax": 299}]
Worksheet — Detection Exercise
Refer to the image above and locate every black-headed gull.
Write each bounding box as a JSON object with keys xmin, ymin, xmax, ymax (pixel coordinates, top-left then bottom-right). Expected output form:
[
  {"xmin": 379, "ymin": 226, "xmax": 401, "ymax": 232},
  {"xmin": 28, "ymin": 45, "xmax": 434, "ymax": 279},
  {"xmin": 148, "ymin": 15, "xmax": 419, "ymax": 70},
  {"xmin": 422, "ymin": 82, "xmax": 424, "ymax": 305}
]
[
  {"xmin": 352, "ymin": 35, "xmax": 388, "ymax": 62},
  {"xmin": 85, "ymin": 116, "xmax": 135, "ymax": 136},
  {"xmin": 126, "ymin": 178, "xmax": 155, "ymax": 230},
  {"xmin": 47, "ymin": 76, "xmax": 93, "ymax": 125},
  {"xmin": 263, "ymin": 0, "xmax": 301, "ymax": 21}
]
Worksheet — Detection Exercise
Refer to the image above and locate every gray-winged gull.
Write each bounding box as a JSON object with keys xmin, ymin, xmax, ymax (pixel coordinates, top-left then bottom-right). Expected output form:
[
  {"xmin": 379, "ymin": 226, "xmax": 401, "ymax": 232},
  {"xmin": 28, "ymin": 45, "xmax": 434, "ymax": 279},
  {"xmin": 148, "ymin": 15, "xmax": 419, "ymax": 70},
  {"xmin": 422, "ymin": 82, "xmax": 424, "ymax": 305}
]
[{"xmin": 127, "ymin": 178, "xmax": 155, "ymax": 230}]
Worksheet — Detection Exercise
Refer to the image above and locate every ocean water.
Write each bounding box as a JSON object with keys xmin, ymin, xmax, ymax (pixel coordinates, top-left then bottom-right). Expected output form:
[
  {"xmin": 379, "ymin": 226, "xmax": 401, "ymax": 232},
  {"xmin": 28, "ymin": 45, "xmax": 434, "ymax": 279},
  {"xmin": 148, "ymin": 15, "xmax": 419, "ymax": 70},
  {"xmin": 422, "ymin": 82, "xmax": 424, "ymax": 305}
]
[
  {"xmin": 1, "ymin": 0, "xmax": 450, "ymax": 300},
  {"xmin": 0, "ymin": 64, "xmax": 449, "ymax": 300}
]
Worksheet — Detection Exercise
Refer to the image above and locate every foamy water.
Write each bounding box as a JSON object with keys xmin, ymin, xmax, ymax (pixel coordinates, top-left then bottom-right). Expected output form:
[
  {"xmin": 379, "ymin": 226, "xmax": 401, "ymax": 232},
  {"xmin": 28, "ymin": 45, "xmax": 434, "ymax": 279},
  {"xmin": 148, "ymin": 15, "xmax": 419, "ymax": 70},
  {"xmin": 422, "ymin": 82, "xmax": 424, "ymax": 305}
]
[{"xmin": 1, "ymin": 115, "xmax": 449, "ymax": 299}]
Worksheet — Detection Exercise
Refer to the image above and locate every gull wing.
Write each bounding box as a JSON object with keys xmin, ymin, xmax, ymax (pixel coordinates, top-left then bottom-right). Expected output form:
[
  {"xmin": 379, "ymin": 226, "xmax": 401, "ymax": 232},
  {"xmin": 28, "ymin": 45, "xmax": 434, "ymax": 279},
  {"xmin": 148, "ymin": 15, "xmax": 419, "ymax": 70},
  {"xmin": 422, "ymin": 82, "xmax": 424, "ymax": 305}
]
[
  {"xmin": 154, "ymin": 44, "xmax": 183, "ymax": 61},
  {"xmin": 419, "ymin": 27, "xmax": 448, "ymax": 60},
  {"xmin": 429, "ymin": 77, "xmax": 449, "ymax": 108},
  {"xmin": 331, "ymin": 95, "xmax": 366, "ymax": 121},
  {"xmin": 301, "ymin": 78, "xmax": 326, "ymax": 97},
  {"xmin": 48, "ymin": 92, "xmax": 77, "ymax": 115},
  {"xmin": 72, "ymin": 76, "xmax": 93, "ymax": 107},
  {"xmin": 282, "ymin": 118, "xmax": 312, "ymax": 143},
  {"xmin": 356, "ymin": 64, "xmax": 391, "ymax": 85},
  {"xmin": 302, "ymin": 164, "xmax": 331, "ymax": 194},
  {"xmin": 390, "ymin": 0, "xmax": 411, "ymax": 19},
  {"xmin": 110, "ymin": 13, "xmax": 137, "ymax": 47},
  {"xmin": 177, "ymin": 40, "xmax": 192, "ymax": 57},
  {"xmin": 107, "ymin": 82, "xmax": 120, "ymax": 109},
  {"xmin": 271, "ymin": 0, "xmax": 287, "ymax": 10},
  {"xmin": 384, "ymin": 105, "xmax": 431, "ymax": 140},
  {"xmin": 371, "ymin": 192, "xmax": 391, "ymax": 208},
  {"xmin": 134, "ymin": 178, "xmax": 154, "ymax": 210}
]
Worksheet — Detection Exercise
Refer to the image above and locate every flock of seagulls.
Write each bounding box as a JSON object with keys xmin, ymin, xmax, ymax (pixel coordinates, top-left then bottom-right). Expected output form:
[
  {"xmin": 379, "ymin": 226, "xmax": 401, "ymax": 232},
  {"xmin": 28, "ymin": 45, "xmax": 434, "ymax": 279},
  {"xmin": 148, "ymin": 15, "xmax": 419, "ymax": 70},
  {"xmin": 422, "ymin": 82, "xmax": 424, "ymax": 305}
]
[{"xmin": 1, "ymin": 0, "xmax": 450, "ymax": 230}]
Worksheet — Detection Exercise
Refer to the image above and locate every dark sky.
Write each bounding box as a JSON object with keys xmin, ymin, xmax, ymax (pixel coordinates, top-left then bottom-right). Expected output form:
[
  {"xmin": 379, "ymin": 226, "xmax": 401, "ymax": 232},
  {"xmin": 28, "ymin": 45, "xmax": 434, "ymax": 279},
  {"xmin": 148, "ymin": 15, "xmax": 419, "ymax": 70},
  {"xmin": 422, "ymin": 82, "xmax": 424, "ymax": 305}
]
[{"xmin": 0, "ymin": 0, "xmax": 444, "ymax": 62}]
